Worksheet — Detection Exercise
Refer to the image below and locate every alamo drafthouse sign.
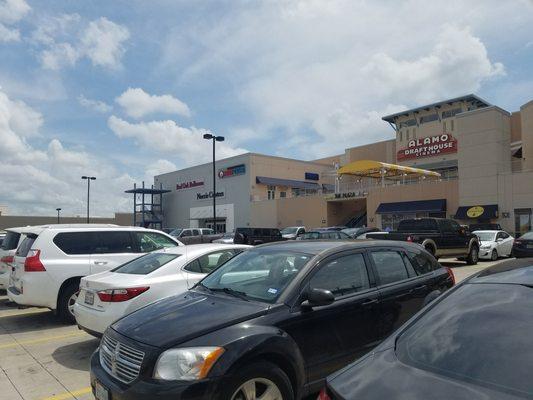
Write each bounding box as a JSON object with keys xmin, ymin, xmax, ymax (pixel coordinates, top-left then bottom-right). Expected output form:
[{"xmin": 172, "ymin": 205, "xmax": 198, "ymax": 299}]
[{"xmin": 397, "ymin": 133, "xmax": 457, "ymax": 161}]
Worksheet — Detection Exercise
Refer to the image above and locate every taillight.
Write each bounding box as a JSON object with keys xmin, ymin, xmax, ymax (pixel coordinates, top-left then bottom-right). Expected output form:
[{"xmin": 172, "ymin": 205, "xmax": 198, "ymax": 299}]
[
  {"xmin": 24, "ymin": 250, "xmax": 46, "ymax": 272},
  {"xmin": 446, "ymin": 266, "xmax": 455, "ymax": 285},
  {"xmin": 97, "ymin": 287, "xmax": 150, "ymax": 302},
  {"xmin": 406, "ymin": 235, "xmax": 413, "ymax": 242},
  {"xmin": 317, "ymin": 388, "xmax": 332, "ymax": 400},
  {"xmin": 514, "ymin": 240, "xmax": 522, "ymax": 246},
  {"xmin": 0, "ymin": 255, "xmax": 14, "ymax": 265}
]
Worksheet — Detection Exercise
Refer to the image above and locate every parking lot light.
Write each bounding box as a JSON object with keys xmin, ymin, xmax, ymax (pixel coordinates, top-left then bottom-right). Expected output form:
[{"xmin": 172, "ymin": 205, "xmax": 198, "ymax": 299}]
[
  {"xmin": 203, "ymin": 134, "xmax": 225, "ymax": 233},
  {"xmin": 81, "ymin": 176, "xmax": 96, "ymax": 223},
  {"xmin": 56, "ymin": 208, "xmax": 61, "ymax": 224}
]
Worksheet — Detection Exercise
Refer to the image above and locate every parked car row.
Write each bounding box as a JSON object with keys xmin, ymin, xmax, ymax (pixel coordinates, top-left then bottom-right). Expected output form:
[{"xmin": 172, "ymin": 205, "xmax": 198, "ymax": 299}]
[{"xmin": 3, "ymin": 220, "xmax": 533, "ymax": 400}]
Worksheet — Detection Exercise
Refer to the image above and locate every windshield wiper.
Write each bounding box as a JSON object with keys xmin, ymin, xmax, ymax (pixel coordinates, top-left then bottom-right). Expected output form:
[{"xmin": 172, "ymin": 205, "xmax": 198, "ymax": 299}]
[{"xmin": 208, "ymin": 287, "xmax": 250, "ymax": 301}]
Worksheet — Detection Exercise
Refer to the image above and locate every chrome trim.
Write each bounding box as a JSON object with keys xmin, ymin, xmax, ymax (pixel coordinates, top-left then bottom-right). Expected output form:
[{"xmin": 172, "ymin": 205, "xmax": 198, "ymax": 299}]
[{"xmin": 99, "ymin": 334, "xmax": 144, "ymax": 383}]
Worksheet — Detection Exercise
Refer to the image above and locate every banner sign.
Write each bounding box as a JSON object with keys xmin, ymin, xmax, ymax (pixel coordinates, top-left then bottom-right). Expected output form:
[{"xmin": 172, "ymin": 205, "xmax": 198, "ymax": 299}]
[
  {"xmin": 397, "ymin": 134, "xmax": 457, "ymax": 161},
  {"xmin": 305, "ymin": 172, "xmax": 319, "ymax": 181},
  {"xmin": 197, "ymin": 191, "xmax": 224, "ymax": 200},
  {"xmin": 218, "ymin": 164, "xmax": 246, "ymax": 179},
  {"xmin": 176, "ymin": 179, "xmax": 204, "ymax": 191}
]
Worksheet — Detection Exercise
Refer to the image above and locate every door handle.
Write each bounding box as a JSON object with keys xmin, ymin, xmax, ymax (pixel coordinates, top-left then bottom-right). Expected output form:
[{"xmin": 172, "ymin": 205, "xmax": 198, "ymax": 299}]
[
  {"xmin": 414, "ymin": 285, "xmax": 427, "ymax": 292},
  {"xmin": 361, "ymin": 298, "xmax": 378, "ymax": 306},
  {"xmin": 93, "ymin": 261, "xmax": 108, "ymax": 265}
]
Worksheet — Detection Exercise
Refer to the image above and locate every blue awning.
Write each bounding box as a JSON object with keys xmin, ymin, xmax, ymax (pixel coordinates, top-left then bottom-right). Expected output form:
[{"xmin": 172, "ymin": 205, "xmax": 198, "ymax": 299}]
[
  {"xmin": 455, "ymin": 204, "xmax": 498, "ymax": 220},
  {"xmin": 376, "ymin": 199, "xmax": 447, "ymax": 214},
  {"xmin": 256, "ymin": 176, "xmax": 319, "ymax": 190}
]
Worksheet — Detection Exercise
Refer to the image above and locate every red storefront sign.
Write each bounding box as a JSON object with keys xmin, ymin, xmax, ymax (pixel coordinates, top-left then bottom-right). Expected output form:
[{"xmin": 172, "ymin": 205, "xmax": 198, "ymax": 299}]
[{"xmin": 397, "ymin": 133, "xmax": 457, "ymax": 161}]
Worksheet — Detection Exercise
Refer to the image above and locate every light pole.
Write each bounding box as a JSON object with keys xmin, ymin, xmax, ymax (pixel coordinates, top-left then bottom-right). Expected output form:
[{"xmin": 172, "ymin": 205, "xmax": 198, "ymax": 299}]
[
  {"xmin": 203, "ymin": 133, "xmax": 225, "ymax": 233},
  {"xmin": 81, "ymin": 176, "xmax": 96, "ymax": 223},
  {"xmin": 56, "ymin": 208, "xmax": 61, "ymax": 224}
]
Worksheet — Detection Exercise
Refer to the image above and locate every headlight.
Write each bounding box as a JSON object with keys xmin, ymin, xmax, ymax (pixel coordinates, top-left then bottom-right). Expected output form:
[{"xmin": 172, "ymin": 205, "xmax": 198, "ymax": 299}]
[
  {"xmin": 153, "ymin": 347, "xmax": 225, "ymax": 381},
  {"xmin": 480, "ymin": 245, "xmax": 491, "ymax": 249}
]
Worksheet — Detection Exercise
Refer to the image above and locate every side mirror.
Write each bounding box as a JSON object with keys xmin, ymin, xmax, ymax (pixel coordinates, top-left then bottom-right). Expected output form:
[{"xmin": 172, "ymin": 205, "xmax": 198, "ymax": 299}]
[
  {"xmin": 496, "ymin": 238, "xmax": 503, "ymax": 242},
  {"xmin": 301, "ymin": 288, "xmax": 335, "ymax": 309}
]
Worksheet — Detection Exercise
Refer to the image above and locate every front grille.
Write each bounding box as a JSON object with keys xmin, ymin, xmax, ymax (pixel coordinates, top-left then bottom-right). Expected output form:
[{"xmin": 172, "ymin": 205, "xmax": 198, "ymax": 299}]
[{"xmin": 99, "ymin": 334, "xmax": 145, "ymax": 383}]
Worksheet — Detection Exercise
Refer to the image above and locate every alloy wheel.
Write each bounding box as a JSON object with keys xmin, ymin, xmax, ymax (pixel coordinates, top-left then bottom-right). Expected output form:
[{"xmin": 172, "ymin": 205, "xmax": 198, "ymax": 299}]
[
  {"xmin": 67, "ymin": 291, "xmax": 79, "ymax": 317},
  {"xmin": 231, "ymin": 378, "xmax": 283, "ymax": 400}
]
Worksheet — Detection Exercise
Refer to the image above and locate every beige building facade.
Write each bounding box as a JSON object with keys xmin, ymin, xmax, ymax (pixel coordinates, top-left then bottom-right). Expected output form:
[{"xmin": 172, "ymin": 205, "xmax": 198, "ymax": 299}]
[{"xmin": 158, "ymin": 95, "xmax": 533, "ymax": 236}]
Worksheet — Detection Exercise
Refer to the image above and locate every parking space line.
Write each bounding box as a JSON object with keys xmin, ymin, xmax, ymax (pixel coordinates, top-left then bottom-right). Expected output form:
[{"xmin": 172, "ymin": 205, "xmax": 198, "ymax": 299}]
[
  {"xmin": 0, "ymin": 308, "xmax": 50, "ymax": 318},
  {"xmin": 41, "ymin": 387, "xmax": 92, "ymax": 400},
  {"xmin": 0, "ymin": 332, "xmax": 87, "ymax": 350}
]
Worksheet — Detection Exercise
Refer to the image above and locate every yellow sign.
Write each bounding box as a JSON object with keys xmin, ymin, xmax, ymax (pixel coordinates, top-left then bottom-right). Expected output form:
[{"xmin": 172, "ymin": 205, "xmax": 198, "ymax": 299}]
[{"xmin": 467, "ymin": 206, "xmax": 484, "ymax": 218}]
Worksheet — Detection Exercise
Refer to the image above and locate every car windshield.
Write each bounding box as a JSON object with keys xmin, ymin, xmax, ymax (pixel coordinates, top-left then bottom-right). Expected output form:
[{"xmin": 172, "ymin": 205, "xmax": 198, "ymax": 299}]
[
  {"xmin": 520, "ymin": 232, "xmax": 533, "ymax": 240},
  {"xmin": 475, "ymin": 232, "xmax": 496, "ymax": 241},
  {"xmin": 396, "ymin": 283, "xmax": 533, "ymax": 398},
  {"xmin": 200, "ymin": 248, "xmax": 312, "ymax": 303},
  {"xmin": 222, "ymin": 232, "xmax": 235, "ymax": 238},
  {"xmin": 169, "ymin": 229, "xmax": 183, "ymax": 236},
  {"xmin": 112, "ymin": 252, "xmax": 180, "ymax": 275},
  {"xmin": 281, "ymin": 227, "xmax": 298, "ymax": 234}
]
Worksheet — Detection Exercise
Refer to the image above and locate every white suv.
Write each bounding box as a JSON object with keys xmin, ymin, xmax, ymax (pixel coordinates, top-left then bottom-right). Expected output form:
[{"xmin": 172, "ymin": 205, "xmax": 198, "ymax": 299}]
[
  {"xmin": 7, "ymin": 224, "xmax": 183, "ymax": 322},
  {"xmin": 0, "ymin": 227, "xmax": 29, "ymax": 290}
]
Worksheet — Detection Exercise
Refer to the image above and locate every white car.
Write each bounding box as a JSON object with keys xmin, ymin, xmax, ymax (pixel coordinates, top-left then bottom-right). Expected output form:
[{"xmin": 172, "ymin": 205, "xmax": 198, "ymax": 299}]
[
  {"xmin": 74, "ymin": 243, "xmax": 250, "ymax": 336},
  {"xmin": 7, "ymin": 224, "xmax": 183, "ymax": 322},
  {"xmin": 0, "ymin": 227, "xmax": 29, "ymax": 290},
  {"xmin": 473, "ymin": 230, "xmax": 514, "ymax": 260}
]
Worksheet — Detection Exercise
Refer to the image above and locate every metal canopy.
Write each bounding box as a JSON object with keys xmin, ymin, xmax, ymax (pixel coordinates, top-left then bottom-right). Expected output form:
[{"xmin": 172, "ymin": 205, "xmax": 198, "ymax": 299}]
[
  {"xmin": 337, "ymin": 160, "xmax": 441, "ymax": 179},
  {"xmin": 376, "ymin": 199, "xmax": 446, "ymax": 214}
]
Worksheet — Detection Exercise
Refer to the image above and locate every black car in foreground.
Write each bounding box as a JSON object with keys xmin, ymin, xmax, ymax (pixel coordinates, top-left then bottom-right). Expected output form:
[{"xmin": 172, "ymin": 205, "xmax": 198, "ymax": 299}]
[
  {"xmin": 512, "ymin": 231, "xmax": 533, "ymax": 258},
  {"xmin": 91, "ymin": 240, "xmax": 453, "ymax": 400},
  {"xmin": 321, "ymin": 258, "xmax": 533, "ymax": 400}
]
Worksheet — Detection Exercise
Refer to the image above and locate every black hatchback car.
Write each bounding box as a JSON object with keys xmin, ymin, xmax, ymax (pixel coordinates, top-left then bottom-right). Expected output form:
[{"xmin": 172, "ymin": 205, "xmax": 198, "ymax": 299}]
[
  {"xmin": 321, "ymin": 258, "xmax": 533, "ymax": 400},
  {"xmin": 90, "ymin": 240, "xmax": 453, "ymax": 400},
  {"xmin": 512, "ymin": 231, "xmax": 533, "ymax": 258}
]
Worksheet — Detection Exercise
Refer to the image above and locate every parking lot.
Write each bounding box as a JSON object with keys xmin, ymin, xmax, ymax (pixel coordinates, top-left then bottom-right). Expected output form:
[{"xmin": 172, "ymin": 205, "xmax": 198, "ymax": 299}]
[{"xmin": 0, "ymin": 258, "xmax": 501, "ymax": 400}]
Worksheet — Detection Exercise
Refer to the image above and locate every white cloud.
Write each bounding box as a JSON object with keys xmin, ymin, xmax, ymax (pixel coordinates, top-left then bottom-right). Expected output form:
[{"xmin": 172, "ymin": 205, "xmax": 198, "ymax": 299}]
[
  {"xmin": 0, "ymin": 0, "xmax": 30, "ymax": 24},
  {"xmin": 78, "ymin": 94, "xmax": 112, "ymax": 113},
  {"xmin": 145, "ymin": 159, "xmax": 177, "ymax": 181},
  {"xmin": 33, "ymin": 15, "xmax": 130, "ymax": 70},
  {"xmin": 108, "ymin": 115, "xmax": 247, "ymax": 165},
  {"xmin": 0, "ymin": 22, "xmax": 19, "ymax": 41},
  {"xmin": 115, "ymin": 88, "xmax": 191, "ymax": 119},
  {"xmin": 160, "ymin": 0, "xmax": 516, "ymax": 158},
  {"xmin": 0, "ymin": 88, "xmax": 135, "ymax": 216},
  {"xmin": 80, "ymin": 17, "xmax": 130, "ymax": 69}
]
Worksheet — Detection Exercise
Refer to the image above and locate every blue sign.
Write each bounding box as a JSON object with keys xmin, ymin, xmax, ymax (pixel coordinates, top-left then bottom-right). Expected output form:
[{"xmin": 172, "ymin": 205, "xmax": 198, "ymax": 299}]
[
  {"xmin": 218, "ymin": 164, "xmax": 246, "ymax": 179},
  {"xmin": 305, "ymin": 172, "xmax": 319, "ymax": 181}
]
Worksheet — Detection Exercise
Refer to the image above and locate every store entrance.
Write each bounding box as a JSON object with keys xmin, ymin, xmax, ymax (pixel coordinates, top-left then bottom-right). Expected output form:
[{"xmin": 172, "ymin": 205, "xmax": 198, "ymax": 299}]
[
  {"xmin": 326, "ymin": 198, "xmax": 367, "ymax": 228},
  {"xmin": 204, "ymin": 219, "xmax": 227, "ymax": 233}
]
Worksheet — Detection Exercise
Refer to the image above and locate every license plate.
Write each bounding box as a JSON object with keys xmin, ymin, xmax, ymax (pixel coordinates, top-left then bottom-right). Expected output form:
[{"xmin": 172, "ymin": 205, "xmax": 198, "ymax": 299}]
[
  {"xmin": 85, "ymin": 291, "xmax": 95, "ymax": 305},
  {"xmin": 95, "ymin": 380, "xmax": 109, "ymax": 400}
]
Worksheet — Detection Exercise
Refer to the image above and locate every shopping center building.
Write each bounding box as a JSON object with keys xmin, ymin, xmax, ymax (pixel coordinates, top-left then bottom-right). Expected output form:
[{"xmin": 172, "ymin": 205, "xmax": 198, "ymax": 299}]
[{"xmin": 155, "ymin": 94, "xmax": 533, "ymax": 236}]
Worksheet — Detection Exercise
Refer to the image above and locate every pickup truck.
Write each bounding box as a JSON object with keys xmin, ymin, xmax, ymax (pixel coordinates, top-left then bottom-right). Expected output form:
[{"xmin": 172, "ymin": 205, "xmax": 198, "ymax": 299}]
[
  {"xmin": 367, "ymin": 218, "xmax": 479, "ymax": 264},
  {"xmin": 168, "ymin": 228, "xmax": 223, "ymax": 245}
]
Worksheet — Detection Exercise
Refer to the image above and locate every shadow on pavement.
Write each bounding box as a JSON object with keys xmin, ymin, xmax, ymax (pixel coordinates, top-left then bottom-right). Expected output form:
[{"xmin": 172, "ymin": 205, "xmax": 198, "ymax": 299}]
[
  {"xmin": 52, "ymin": 338, "xmax": 100, "ymax": 371},
  {"xmin": 0, "ymin": 310, "xmax": 68, "ymax": 334}
]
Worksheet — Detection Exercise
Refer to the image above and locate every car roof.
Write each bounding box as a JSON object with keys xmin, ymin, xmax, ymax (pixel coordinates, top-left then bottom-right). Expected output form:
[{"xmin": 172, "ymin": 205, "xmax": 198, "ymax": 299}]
[
  {"xmin": 470, "ymin": 258, "xmax": 533, "ymax": 286},
  {"xmin": 18, "ymin": 224, "xmax": 171, "ymax": 235},
  {"xmin": 157, "ymin": 243, "xmax": 250, "ymax": 256},
  {"xmin": 257, "ymin": 239, "xmax": 420, "ymax": 256},
  {"xmin": 472, "ymin": 230, "xmax": 501, "ymax": 234},
  {"xmin": 4, "ymin": 226, "xmax": 36, "ymax": 233}
]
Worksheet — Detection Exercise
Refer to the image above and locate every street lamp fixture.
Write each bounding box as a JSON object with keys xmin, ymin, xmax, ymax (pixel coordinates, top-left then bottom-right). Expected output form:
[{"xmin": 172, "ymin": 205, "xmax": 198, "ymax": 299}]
[
  {"xmin": 81, "ymin": 176, "xmax": 96, "ymax": 223},
  {"xmin": 203, "ymin": 133, "xmax": 225, "ymax": 233},
  {"xmin": 56, "ymin": 208, "xmax": 61, "ymax": 224}
]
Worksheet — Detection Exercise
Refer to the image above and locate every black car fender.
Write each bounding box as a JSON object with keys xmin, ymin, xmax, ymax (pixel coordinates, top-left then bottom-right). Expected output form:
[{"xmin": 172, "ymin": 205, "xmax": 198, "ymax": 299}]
[{"xmin": 181, "ymin": 323, "xmax": 306, "ymax": 395}]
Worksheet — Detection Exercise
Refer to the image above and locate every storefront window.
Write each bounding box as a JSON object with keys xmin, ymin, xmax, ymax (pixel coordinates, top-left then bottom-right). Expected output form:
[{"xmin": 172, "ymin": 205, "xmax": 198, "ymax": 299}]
[
  {"xmin": 267, "ymin": 185, "xmax": 276, "ymax": 200},
  {"xmin": 292, "ymin": 188, "xmax": 301, "ymax": 197},
  {"xmin": 381, "ymin": 212, "xmax": 438, "ymax": 231},
  {"xmin": 515, "ymin": 209, "xmax": 532, "ymax": 237}
]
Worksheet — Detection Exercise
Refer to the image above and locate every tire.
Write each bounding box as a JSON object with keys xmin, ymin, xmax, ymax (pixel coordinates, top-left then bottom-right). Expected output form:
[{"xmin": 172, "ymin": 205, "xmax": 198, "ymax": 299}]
[
  {"xmin": 424, "ymin": 245, "xmax": 436, "ymax": 258},
  {"xmin": 491, "ymin": 249, "xmax": 498, "ymax": 261},
  {"xmin": 466, "ymin": 245, "xmax": 479, "ymax": 265},
  {"xmin": 221, "ymin": 361, "xmax": 294, "ymax": 400},
  {"xmin": 58, "ymin": 281, "xmax": 80, "ymax": 323}
]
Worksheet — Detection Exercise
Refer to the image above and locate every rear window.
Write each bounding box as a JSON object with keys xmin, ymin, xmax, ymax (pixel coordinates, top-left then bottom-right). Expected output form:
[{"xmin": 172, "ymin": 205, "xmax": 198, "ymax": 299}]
[
  {"xmin": 1, "ymin": 231, "xmax": 21, "ymax": 250},
  {"xmin": 398, "ymin": 219, "xmax": 437, "ymax": 232},
  {"xmin": 16, "ymin": 235, "xmax": 36, "ymax": 257},
  {"xmin": 113, "ymin": 253, "xmax": 179, "ymax": 275},
  {"xmin": 396, "ymin": 284, "xmax": 533, "ymax": 398}
]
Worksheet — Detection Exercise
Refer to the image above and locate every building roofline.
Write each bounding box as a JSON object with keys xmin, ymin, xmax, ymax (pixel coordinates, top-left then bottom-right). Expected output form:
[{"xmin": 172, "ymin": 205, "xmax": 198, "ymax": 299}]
[
  {"xmin": 382, "ymin": 94, "xmax": 492, "ymax": 123},
  {"xmin": 455, "ymin": 104, "xmax": 511, "ymax": 118}
]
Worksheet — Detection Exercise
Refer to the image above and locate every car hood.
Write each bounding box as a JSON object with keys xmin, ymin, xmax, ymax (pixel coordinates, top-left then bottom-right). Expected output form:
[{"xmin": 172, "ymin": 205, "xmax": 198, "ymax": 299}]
[
  {"xmin": 328, "ymin": 348, "xmax": 520, "ymax": 400},
  {"xmin": 479, "ymin": 240, "xmax": 494, "ymax": 247},
  {"xmin": 111, "ymin": 290, "xmax": 270, "ymax": 348}
]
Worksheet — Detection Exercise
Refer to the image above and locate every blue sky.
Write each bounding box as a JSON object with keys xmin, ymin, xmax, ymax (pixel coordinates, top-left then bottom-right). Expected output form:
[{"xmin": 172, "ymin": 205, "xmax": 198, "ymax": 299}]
[{"xmin": 0, "ymin": 0, "xmax": 532, "ymax": 216}]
